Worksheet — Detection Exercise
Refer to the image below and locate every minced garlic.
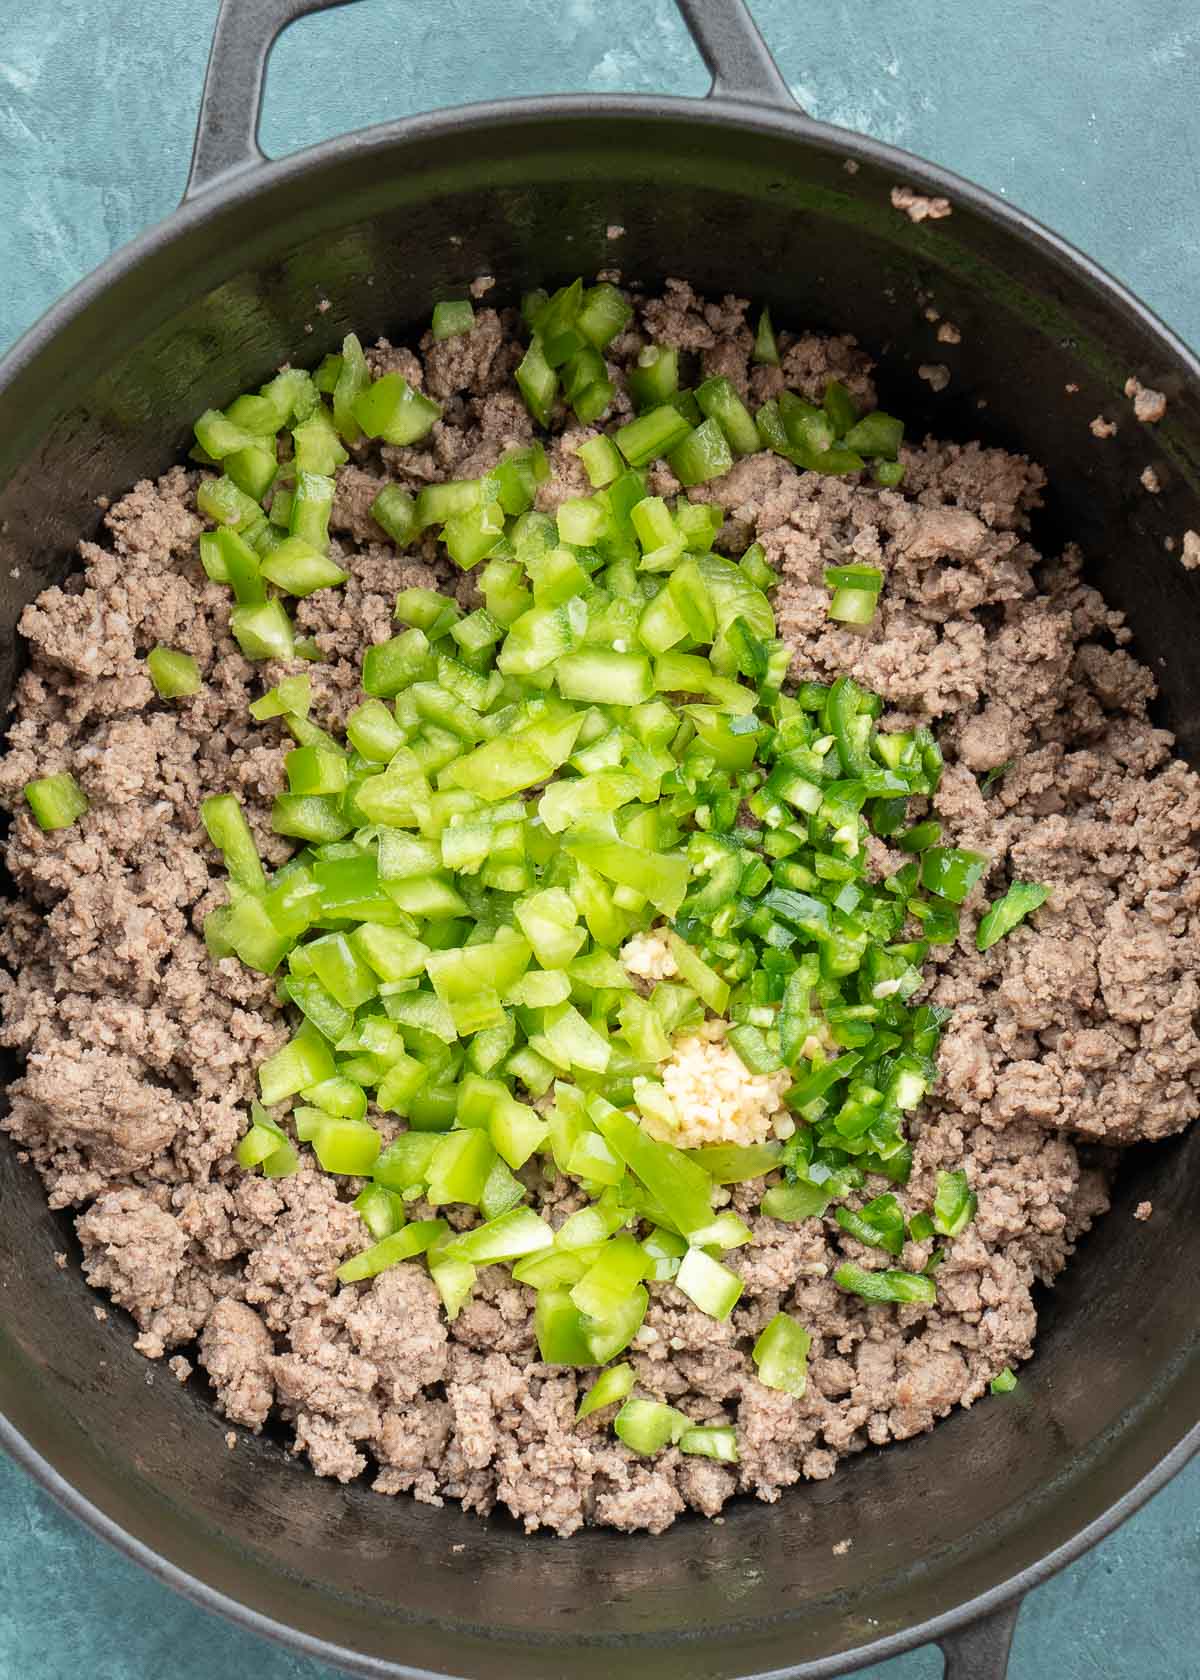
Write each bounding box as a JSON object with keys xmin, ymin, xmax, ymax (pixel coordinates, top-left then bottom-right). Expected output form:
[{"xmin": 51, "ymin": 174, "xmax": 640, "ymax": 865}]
[
  {"xmin": 641, "ymin": 1019, "xmax": 792, "ymax": 1149},
  {"xmin": 620, "ymin": 928, "xmax": 678, "ymax": 982}
]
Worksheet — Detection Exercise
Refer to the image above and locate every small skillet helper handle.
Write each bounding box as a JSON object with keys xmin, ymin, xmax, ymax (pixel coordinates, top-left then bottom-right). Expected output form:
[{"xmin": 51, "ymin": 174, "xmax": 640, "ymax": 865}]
[
  {"xmin": 672, "ymin": 0, "xmax": 804, "ymax": 111},
  {"xmin": 938, "ymin": 1598, "xmax": 1023, "ymax": 1680},
  {"xmin": 183, "ymin": 0, "xmax": 806, "ymax": 203},
  {"xmin": 183, "ymin": 0, "xmax": 358, "ymax": 200}
]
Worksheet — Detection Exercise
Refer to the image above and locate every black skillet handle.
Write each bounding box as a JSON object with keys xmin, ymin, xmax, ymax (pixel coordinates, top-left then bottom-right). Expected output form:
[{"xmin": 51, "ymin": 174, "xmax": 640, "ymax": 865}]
[
  {"xmin": 183, "ymin": 0, "xmax": 809, "ymax": 201},
  {"xmin": 939, "ymin": 1599, "xmax": 1023, "ymax": 1680},
  {"xmin": 672, "ymin": 0, "xmax": 804, "ymax": 110},
  {"xmin": 183, "ymin": 0, "xmax": 358, "ymax": 199}
]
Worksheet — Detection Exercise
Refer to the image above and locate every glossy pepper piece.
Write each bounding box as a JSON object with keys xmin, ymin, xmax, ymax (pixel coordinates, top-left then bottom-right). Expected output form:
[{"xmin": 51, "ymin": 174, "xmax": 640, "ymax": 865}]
[{"xmin": 23, "ymin": 771, "xmax": 89, "ymax": 831}]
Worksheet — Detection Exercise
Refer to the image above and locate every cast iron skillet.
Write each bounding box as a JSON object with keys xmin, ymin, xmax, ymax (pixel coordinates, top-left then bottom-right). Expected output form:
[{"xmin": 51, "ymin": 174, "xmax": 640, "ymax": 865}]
[{"xmin": 0, "ymin": 1, "xmax": 1198, "ymax": 1675}]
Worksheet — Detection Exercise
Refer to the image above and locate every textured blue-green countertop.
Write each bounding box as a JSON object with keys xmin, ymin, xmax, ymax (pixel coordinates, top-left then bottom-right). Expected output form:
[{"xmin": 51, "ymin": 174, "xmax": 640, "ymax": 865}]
[{"xmin": 1, "ymin": 2, "xmax": 1197, "ymax": 1675}]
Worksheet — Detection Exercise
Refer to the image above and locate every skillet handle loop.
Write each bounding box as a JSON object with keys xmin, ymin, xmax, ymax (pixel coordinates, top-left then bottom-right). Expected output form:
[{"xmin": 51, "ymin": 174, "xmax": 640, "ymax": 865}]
[
  {"xmin": 672, "ymin": 0, "xmax": 805, "ymax": 112},
  {"xmin": 184, "ymin": 0, "xmax": 358, "ymax": 201},
  {"xmin": 185, "ymin": 0, "xmax": 804, "ymax": 203},
  {"xmin": 938, "ymin": 1598, "xmax": 1023, "ymax": 1680}
]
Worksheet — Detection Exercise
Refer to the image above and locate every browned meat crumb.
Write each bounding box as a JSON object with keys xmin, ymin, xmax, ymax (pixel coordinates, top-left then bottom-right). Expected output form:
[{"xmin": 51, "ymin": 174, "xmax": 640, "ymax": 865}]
[
  {"xmin": 1090, "ymin": 416, "xmax": 1118, "ymax": 439},
  {"xmin": 225, "ymin": 1431, "xmax": 237, "ymax": 1450},
  {"xmin": 1181, "ymin": 530, "xmax": 1200, "ymax": 570},
  {"xmin": 53, "ymin": 1251, "xmax": 67, "ymax": 1269},
  {"xmin": 918, "ymin": 363, "xmax": 951, "ymax": 392},
  {"xmin": 1140, "ymin": 466, "xmax": 1161, "ymax": 494},
  {"xmin": 2, "ymin": 280, "xmax": 1195, "ymax": 1536},
  {"xmin": 93, "ymin": 1305, "xmax": 107, "ymax": 1321},
  {"xmin": 1124, "ymin": 377, "xmax": 1167, "ymax": 423},
  {"xmin": 201, "ymin": 1297, "xmax": 275, "ymax": 1429},
  {"xmin": 1134, "ymin": 1201, "xmax": 1153, "ymax": 1221},
  {"xmin": 891, "ymin": 185, "xmax": 952, "ymax": 222},
  {"xmin": 1065, "ymin": 383, "xmax": 1080, "ymax": 394},
  {"xmin": 832, "ymin": 1538, "xmax": 853, "ymax": 1555},
  {"xmin": 469, "ymin": 274, "xmax": 495, "ymax": 298},
  {"xmin": 606, "ymin": 223, "xmax": 626, "ymax": 239},
  {"xmin": 169, "ymin": 1354, "xmax": 192, "ymax": 1383},
  {"xmin": 937, "ymin": 322, "xmax": 962, "ymax": 344}
]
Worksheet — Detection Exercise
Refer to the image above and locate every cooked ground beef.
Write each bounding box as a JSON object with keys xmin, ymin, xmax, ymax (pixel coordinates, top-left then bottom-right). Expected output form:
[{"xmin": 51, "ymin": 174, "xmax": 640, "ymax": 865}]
[{"xmin": 2, "ymin": 280, "xmax": 1197, "ymax": 1536}]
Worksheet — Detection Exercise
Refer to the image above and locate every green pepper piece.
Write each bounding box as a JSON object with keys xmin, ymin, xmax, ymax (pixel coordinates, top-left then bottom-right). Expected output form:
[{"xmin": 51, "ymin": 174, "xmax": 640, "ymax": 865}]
[
  {"xmin": 675, "ymin": 1247, "xmax": 743, "ymax": 1320},
  {"xmin": 976, "ymin": 881, "xmax": 1048, "ymax": 951},
  {"xmin": 373, "ymin": 1132, "xmax": 442, "ymax": 1191},
  {"xmin": 667, "ymin": 416, "xmax": 733, "ymax": 487},
  {"xmin": 533, "ymin": 1288, "xmax": 595, "ymax": 1365},
  {"xmin": 271, "ymin": 793, "xmax": 352, "ymax": 844},
  {"xmin": 370, "ymin": 484, "xmax": 418, "ymax": 547},
  {"xmin": 230, "ymin": 599, "xmax": 295, "ymax": 662},
  {"xmin": 593, "ymin": 1106, "xmax": 713, "ymax": 1239},
  {"xmin": 425, "ymin": 1128, "xmax": 496, "ymax": 1207},
  {"xmin": 23, "ymin": 771, "xmax": 89, "ymax": 832},
  {"xmin": 556, "ymin": 648, "xmax": 656, "ymax": 706},
  {"xmin": 614, "ymin": 1397, "xmax": 690, "ymax": 1455},
  {"xmin": 562, "ymin": 821, "xmax": 690, "ymax": 918},
  {"xmin": 303, "ymin": 1076, "xmax": 368, "ymax": 1121},
  {"xmin": 752, "ymin": 306, "xmax": 780, "ymax": 366},
  {"xmin": 752, "ymin": 1312, "xmax": 811, "ymax": 1395},
  {"xmin": 874, "ymin": 459, "xmax": 906, "ymax": 488},
  {"xmin": 145, "ymin": 646, "xmax": 202, "ymax": 698},
  {"xmin": 330, "ymin": 336, "xmax": 369, "ymax": 446},
  {"xmin": 431, "ymin": 299, "xmax": 475, "ymax": 340},
  {"xmin": 443, "ymin": 1207, "xmax": 555, "ymax": 1266},
  {"xmin": 627, "ymin": 345, "xmax": 679, "ymax": 411},
  {"xmin": 428, "ymin": 1249, "xmax": 477, "ymax": 1320},
  {"xmin": 285, "ymin": 744, "xmax": 348, "ymax": 797},
  {"xmin": 260, "ymin": 536, "xmax": 346, "ymax": 597},
  {"xmin": 577, "ymin": 433, "xmax": 623, "ymax": 488},
  {"xmin": 760, "ymin": 1180, "xmax": 831, "ymax": 1222},
  {"xmin": 569, "ymin": 1235, "xmax": 649, "ymax": 1321},
  {"xmin": 576, "ymin": 1361, "xmax": 636, "ymax": 1421},
  {"xmin": 258, "ymin": 1021, "xmax": 336, "ymax": 1105},
  {"xmin": 337, "ymin": 1218, "xmax": 447, "ymax": 1284},
  {"xmin": 843, "ymin": 411, "xmax": 904, "ymax": 459},
  {"xmin": 515, "ymin": 335, "xmax": 558, "ymax": 426},
  {"xmin": 823, "ymin": 379, "xmax": 859, "ymax": 437},
  {"xmin": 932, "ymin": 1168, "xmax": 978, "ymax": 1237},
  {"xmin": 835, "ymin": 1192, "xmax": 906, "ymax": 1257},
  {"xmin": 679, "ymin": 1425, "xmax": 739, "ymax": 1463},
  {"xmin": 834, "ymin": 1262, "xmax": 936, "ymax": 1305},
  {"xmin": 616, "ymin": 404, "xmax": 693, "ymax": 468},
  {"xmin": 695, "ymin": 376, "xmax": 761, "ymax": 456},
  {"xmin": 687, "ymin": 1142, "xmax": 783, "ymax": 1184},
  {"xmin": 312, "ymin": 1118, "xmax": 382, "ymax": 1176},
  {"xmin": 200, "ymin": 793, "xmax": 265, "ymax": 891},
  {"xmin": 920, "ymin": 846, "xmax": 990, "ymax": 904},
  {"xmin": 577, "ymin": 283, "xmax": 633, "ymax": 350},
  {"xmin": 352, "ymin": 373, "xmax": 441, "ymax": 446}
]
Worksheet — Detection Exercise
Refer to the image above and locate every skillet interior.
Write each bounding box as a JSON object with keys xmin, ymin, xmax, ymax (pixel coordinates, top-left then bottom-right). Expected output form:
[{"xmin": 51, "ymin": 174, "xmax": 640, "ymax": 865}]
[{"xmin": 1, "ymin": 102, "xmax": 1198, "ymax": 1679}]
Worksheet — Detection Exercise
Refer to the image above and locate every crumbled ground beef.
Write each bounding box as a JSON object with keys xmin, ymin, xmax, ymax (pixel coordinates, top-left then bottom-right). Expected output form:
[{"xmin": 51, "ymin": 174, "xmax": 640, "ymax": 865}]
[
  {"xmin": 891, "ymin": 185, "xmax": 953, "ymax": 223},
  {"xmin": 2, "ymin": 282, "xmax": 1196, "ymax": 1535},
  {"xmin": 1124, "ymin": 376, "xmax": 1167, "ymax": 424}
]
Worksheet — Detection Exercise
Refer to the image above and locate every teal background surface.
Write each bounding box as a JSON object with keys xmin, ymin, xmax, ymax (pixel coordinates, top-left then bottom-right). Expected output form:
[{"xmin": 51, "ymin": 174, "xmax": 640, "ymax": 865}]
[{"xmin": 0, "ymin": 1, "xmax": 1197, "ymax": 1675}]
